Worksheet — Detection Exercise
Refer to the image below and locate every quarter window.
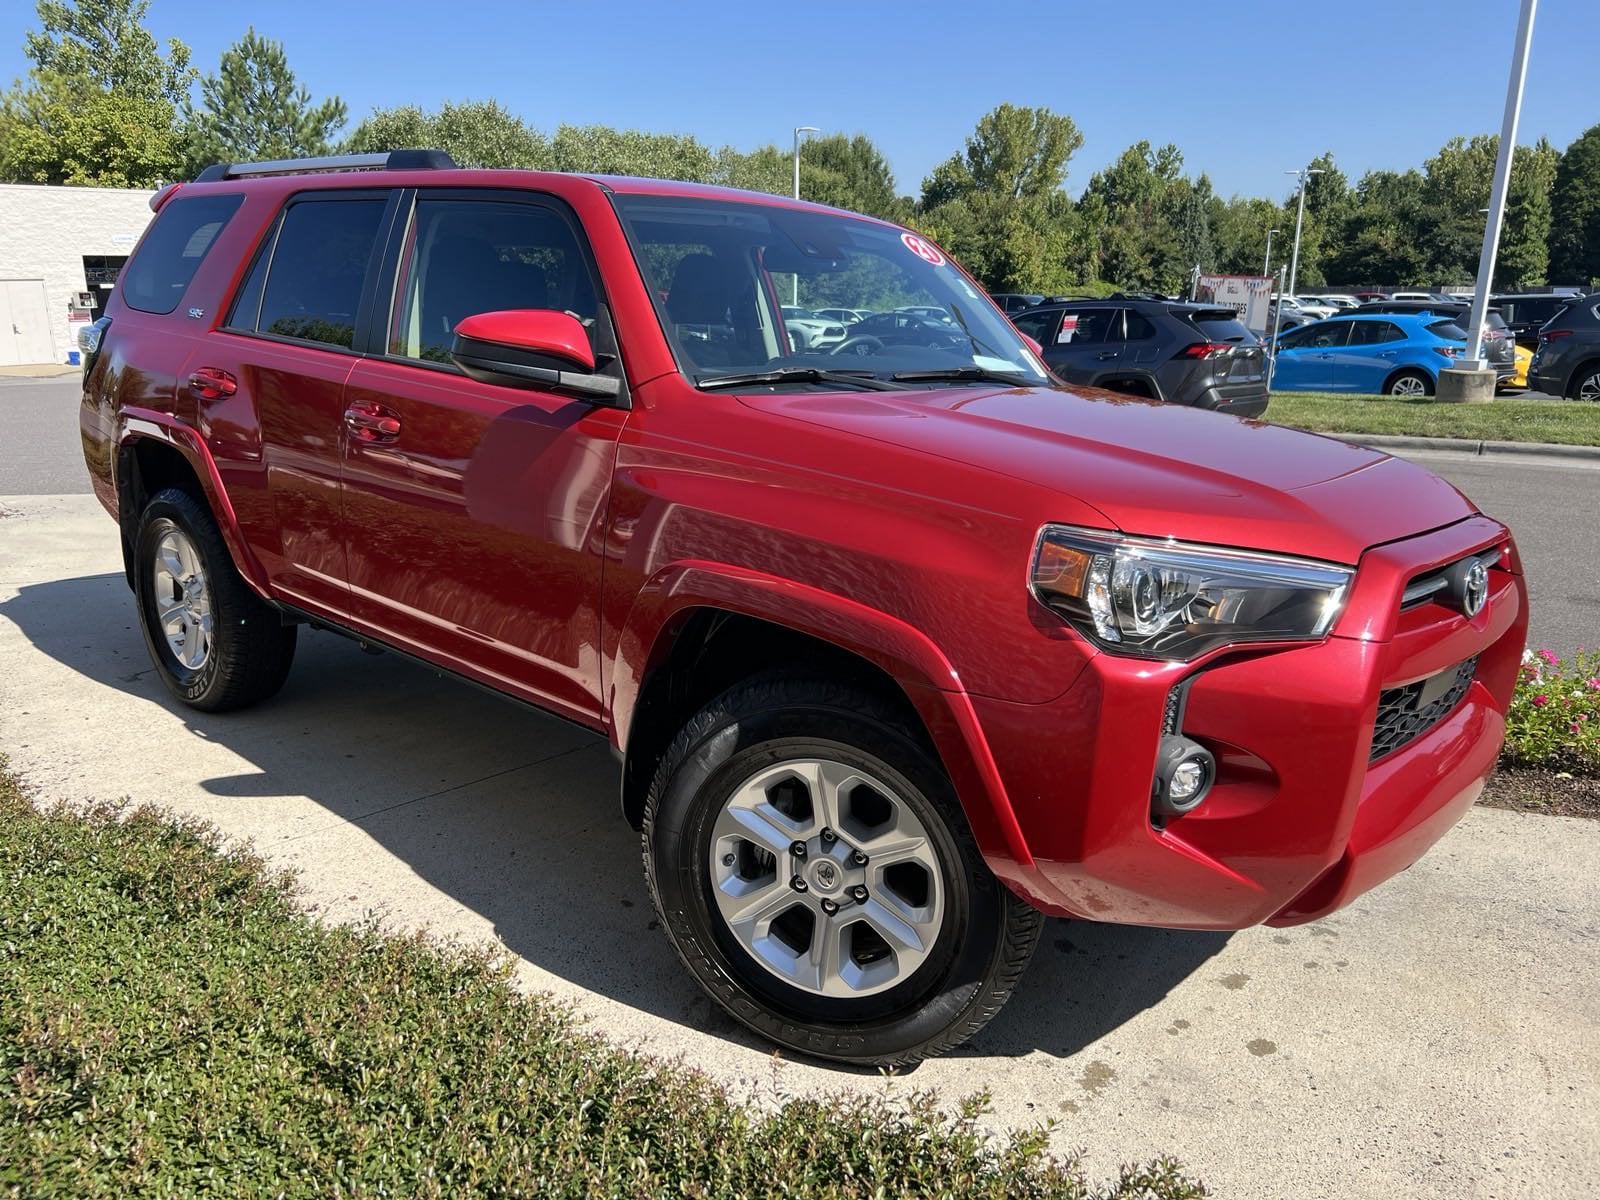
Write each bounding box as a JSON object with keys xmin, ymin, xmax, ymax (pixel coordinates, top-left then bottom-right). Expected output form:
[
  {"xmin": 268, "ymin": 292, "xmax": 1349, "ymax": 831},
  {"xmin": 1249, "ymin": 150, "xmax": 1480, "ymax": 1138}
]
[
  {"xmin": 120, "ymin": 193, "xmax": 243, "ymax": 315},
  {"xmin": 251, "ymin": 198, "xmax": 387, "ymax": 349},
  {"xmin": 390, "ymin": 198, "xmax": 599, "ymax": 364}
]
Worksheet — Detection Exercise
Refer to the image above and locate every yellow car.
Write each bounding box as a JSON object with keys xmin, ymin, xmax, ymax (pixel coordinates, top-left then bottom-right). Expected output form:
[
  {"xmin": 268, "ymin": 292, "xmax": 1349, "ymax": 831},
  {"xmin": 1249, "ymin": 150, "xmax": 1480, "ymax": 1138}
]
[{"xmin": 1502, "ymin": 342, "xmax": 1531, "ymax": 391}]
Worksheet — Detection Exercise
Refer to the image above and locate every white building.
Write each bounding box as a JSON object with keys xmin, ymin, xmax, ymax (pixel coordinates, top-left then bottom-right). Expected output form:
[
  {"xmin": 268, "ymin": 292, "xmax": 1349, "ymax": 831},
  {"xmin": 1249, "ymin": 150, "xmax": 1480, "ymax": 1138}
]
[{"xmin": 0, "ymin": 183, "xmax": 157, "ymax": 366}]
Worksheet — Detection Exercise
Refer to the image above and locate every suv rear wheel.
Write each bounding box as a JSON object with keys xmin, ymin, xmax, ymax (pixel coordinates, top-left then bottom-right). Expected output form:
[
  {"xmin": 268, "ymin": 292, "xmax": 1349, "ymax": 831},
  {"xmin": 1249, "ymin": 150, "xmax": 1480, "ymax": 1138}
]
[
  {"xmin": 134, "ymin": 487, "xmax": 297, "ymax": 712},
  {"xmin": 642, "ymin": 673, "xmax": 1041, "ymax": 1066},
  {"xmin": 1569, "ymin": 363, "xmax": 1600, "ymax": 402}
]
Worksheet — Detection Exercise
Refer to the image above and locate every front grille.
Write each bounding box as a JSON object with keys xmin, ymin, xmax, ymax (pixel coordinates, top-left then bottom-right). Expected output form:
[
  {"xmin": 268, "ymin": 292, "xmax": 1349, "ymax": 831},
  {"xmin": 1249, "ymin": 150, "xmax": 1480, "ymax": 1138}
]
[
  {"xmin": 1400, "ymin": 547, "xmax": 1501, "ymax": 611},
  {"xmin": 1369, "ymin": 656, "xmax": 1479, "ymax": 762}
]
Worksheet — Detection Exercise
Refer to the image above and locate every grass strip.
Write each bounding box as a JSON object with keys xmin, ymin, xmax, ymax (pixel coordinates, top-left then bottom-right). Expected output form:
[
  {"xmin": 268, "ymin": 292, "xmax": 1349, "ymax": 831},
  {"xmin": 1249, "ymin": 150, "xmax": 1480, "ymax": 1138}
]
[
  {"xmin": 1265, "ymin": 392, "xmax": 1600, "ymax": 445},
  {"xmin": 0, "ymin": 762, "xmax": 1202, "ymax": 1199}
]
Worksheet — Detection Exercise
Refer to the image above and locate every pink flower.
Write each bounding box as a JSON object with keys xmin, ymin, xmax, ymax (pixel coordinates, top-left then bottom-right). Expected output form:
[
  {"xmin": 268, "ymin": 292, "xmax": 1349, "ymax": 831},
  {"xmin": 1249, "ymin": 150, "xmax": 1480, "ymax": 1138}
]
[
  {"xmin": 1532, "ymin": 694, "xmax": 1549, "ymax": 707},
  {"xmin": 1573, "ymin": 723, "xmax": 1583, "ymax": 734},
  {"xmin": 1537, "ymin": 648, "xmax": 1560, "ymax": 667},
  {"xmin": 1587, "ymin": 677, "xmax": 1600, "ymax": 691}
]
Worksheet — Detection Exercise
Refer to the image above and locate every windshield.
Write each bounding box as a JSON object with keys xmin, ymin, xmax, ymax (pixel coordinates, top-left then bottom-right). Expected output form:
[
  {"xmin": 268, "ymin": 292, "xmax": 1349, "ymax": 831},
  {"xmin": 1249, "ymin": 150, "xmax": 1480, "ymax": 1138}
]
[{"xmin": 611, "ymin": 193, "xmax": 1049, "ymax": 388}]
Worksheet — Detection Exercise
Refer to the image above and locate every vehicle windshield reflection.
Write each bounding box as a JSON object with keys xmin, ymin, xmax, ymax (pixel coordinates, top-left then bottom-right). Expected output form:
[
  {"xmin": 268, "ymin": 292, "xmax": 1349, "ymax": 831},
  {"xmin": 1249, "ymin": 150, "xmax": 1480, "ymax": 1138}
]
[{"xmin": 611, "ymin": 194, "xmax": 1048, "ymax": 388}]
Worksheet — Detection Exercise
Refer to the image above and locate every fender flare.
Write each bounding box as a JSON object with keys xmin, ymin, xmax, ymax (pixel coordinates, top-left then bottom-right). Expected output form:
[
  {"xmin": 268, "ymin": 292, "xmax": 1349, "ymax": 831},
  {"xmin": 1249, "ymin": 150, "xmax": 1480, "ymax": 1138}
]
[
  {"xmin": 612, "ymin": 560, "xmax": 1034, "ymax": 871},
  {"xmin": 116, "ymin": 409, "xmax": 272, "ymax": 598}
]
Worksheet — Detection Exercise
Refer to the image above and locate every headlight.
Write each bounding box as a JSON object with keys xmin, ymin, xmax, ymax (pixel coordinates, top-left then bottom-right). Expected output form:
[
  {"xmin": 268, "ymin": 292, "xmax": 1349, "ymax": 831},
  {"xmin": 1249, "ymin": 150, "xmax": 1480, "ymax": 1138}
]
[{"xmin": 1030, "ymin": 524, "xmax": 1353, "ymax": 661}]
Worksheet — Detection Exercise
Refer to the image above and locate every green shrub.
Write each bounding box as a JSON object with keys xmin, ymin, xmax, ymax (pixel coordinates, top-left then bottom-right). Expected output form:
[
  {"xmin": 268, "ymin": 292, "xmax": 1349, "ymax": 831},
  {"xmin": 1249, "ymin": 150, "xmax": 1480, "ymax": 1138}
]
[
  {"xmin": 0, "ymin": 764, "xmax": 1203, "ymax": 1200},
  {"xmin": 1502, "ymin": 647, "xmax": 1600, "ymax": 776}
]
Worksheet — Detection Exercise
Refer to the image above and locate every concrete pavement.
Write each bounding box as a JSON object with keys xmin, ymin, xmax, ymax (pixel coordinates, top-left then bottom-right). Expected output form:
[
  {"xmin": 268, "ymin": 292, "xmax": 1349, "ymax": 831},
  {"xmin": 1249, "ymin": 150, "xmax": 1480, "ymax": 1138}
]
[{"xmin": 2, "ymin": 493, "xmax": 1596, "ymax": 1200}]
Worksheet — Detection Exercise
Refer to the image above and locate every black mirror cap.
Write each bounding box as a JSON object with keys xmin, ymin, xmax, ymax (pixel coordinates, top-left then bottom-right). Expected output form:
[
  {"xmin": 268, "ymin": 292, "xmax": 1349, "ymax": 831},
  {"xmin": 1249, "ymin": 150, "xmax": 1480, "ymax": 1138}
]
[{"xmin": 449, "ymin": 332, "xmax": 624, "ymax": 402}]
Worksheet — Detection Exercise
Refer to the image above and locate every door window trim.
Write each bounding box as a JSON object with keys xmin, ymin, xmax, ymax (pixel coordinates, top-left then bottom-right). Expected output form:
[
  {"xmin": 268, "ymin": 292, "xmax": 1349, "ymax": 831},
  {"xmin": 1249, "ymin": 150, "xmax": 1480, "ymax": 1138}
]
[
  {"xmin": 219, "ymin": 188, "xmax": 404, "ymax": 359},
  {"xmin": 366, "ymin": 187, "xmax": 617, "ymax": 380}
]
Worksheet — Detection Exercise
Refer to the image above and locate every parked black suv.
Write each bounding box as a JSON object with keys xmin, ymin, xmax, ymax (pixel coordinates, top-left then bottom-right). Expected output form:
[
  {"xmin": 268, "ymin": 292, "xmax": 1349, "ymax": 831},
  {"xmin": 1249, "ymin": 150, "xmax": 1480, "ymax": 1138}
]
[
  {"xmin": 1012, "ymin": 299, "xmax": 1267, "ymax": 416},
  {"xmin": 1528, "ymin": 293, "xmax": 1600, "ymax": 400},
  {"xmin": 988, "ymin": 292, "xmax": 1044, "ymax": 313},
  {"xmin": 1490, "ymin": 293, "xmax": 1581, "ymax": 349},
  {"xmin": 1353, "ymin": 299, "xmax": 1516, "ymax": 379}
]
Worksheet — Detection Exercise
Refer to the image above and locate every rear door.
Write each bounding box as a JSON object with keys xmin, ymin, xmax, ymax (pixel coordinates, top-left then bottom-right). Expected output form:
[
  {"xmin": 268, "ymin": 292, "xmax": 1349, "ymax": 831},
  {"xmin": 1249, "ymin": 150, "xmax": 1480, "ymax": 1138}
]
[
  {"xmin": 1328, "ymin": 319, "xmax": 1404, "ymax": 392},
  {"xmin": 201, "ymin": 189, "xmax": 396, "ymax": 614},
  {"xmin": 338, "ymin": 189, "xmax": 627, "ymax": 721},
  {"xmin": 1038, "ymin": 307, "xmax": 1119, "ymax": 382}
]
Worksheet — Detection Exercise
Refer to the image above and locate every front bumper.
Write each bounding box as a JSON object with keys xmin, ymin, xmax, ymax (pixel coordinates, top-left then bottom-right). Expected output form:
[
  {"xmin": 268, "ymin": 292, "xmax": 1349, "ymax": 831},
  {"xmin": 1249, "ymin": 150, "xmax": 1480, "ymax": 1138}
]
[{"xmin": 979, "ymin": 515, "xmax": 1528, "ymax": 929}]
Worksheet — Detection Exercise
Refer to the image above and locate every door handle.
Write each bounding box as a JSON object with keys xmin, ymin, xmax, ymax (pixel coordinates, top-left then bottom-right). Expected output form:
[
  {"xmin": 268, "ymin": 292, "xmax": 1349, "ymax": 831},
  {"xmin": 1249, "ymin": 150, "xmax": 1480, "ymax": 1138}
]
[
  {"xmin": 1096, "ymin": 351, "xmax": 1120, "ymax": 360},
  {"xmin": 187, "ymin": 367, "xmax": 237, "ymax": 399},
  {"xmin": 344, "ymin": 399, "xmax": 401, "ymax": 443}
]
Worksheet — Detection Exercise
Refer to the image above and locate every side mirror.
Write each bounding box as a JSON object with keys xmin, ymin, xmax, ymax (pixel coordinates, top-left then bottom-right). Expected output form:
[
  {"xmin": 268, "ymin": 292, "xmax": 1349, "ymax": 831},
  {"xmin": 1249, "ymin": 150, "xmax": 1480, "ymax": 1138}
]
[
  {"xmin": 450, "ymin": 309, "xmax": 620, "ymax": 400},
  {"xmin": 1020, "ymin": 332, "xmax": 1045, "ymax": 356}
]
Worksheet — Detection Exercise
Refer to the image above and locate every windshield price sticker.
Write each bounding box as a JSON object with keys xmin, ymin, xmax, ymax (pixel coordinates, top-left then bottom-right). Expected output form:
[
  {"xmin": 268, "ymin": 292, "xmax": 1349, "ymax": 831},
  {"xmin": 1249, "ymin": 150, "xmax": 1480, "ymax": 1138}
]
[{"xmin": 901, "ymin": 232, "xmax": 946, "ymax": 266}]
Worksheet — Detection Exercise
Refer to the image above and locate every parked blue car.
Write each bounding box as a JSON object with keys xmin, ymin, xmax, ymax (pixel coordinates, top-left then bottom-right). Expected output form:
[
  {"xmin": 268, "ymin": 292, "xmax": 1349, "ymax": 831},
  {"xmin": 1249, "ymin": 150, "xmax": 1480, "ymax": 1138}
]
[{"xmin": 1269, "ymin": 313, "xmax": 1467, "ymax": 396}]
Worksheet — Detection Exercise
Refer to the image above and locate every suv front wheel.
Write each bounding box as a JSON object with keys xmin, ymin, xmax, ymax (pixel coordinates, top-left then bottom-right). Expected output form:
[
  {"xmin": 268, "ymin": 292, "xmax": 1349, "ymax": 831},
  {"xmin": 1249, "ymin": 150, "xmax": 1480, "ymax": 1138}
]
[
  {"xmin": 134, "ymin": 487, "xmax": 297, "ymax": 712},
  {"xmin": 642, "ymin": 673, "xmax": 1041, "ymax": 1066}
]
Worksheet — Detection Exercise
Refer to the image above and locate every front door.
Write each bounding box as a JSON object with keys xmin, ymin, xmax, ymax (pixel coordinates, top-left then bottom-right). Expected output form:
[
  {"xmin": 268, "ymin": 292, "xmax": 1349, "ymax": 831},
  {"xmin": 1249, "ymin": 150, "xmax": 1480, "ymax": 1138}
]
[{"xmin": 340, "ymin": 191, "xmax": 626, "ymax": 722}]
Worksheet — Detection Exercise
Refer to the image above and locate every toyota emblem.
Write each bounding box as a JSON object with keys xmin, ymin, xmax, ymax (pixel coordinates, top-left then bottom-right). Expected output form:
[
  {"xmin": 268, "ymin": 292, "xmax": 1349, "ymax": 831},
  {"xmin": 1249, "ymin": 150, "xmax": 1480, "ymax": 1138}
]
[{"xmin": 1462, "ymin": 559, "xmax": 1488, "ymax": 617}]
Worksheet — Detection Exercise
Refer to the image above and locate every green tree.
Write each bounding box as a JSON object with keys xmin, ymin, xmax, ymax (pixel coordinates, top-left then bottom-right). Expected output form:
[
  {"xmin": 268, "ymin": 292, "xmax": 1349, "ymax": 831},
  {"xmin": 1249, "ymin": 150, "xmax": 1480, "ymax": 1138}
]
[
  {"xmin": 547, "ymin": 125, "xmax": 716, "ymax": 181},
  {"xmin": 921, "ymin": 102, "xmax": 1082, "ymax": 207},
  {"xmin": 1323, "ymin": 169, "xmax": 1429, "ymax": 286},
  {"xmin": 25, "ymin": 0, "xmax": 191, "ymax": 103},
  {"xmin": 1079, "ymin": 141, "xmax": 1186, "ymax": 291},
  {"xmin": 1550, "ymin": 123, "xmax": 1600, "ymax": 285},
  {"xmin": 1210, "ymin": 196, "xmax": 1288, "ymax": 276},
  {"xmin": 341, "ymin": 100, "xmax": 547, "ymax": 168},
  {"xmin": 1499, "ymin": 138, "xmax": 1558, "ymax": 289},
  {"xmin": 0, "ymin": 0, "xmax": 192, "ymax": 186},
  {"xmin": 182, "ymin": 29, "xmax": 346, "ymax": 174},
  {"xmin": 801, "ymin": 133, "xmax": 905, "ymax": 221}
]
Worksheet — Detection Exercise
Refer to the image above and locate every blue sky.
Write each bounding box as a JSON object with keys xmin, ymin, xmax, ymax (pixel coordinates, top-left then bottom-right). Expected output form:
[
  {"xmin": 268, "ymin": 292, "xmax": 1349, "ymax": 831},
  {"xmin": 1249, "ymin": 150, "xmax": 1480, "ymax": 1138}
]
[{"xmin": 3, "ymin": 0, "xmax": 1594, "ymax": 202}]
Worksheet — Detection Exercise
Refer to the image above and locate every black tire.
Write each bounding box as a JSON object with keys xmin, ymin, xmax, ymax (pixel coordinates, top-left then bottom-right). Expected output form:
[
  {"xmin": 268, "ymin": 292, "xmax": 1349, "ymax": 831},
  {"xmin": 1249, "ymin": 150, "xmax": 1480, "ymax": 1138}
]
[
  {"xmin": 1567, "ymin": 363, "xmax": 1600, "ymax": 402},
  {"xmin": 642, "ymin": 674, "xmax": 1041, "ymax": 1066},
  {"xmin": 1383, "ymin": 369, "xmax": 1434, "ymax": 397},
  {"xmin": 133, "ymin": 486, "xmax": 296, "ymax": 712}
]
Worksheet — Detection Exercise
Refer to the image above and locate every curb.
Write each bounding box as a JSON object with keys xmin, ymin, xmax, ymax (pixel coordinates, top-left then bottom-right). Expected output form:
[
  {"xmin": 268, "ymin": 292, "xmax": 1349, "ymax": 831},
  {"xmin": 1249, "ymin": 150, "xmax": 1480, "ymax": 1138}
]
[{"xmin": 1343, "ymin": 433, "xmax": 1600, "ymax": 464}]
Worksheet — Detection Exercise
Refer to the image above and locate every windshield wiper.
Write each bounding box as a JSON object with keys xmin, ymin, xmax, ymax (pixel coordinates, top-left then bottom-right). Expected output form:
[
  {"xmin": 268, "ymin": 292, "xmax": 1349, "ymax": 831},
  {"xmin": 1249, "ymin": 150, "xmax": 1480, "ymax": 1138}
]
[
  {"xmin": 891, "ymin": 367, "xmax": 1030, "ymax": 387},
  {"xmin": 696, "ymin": 367, "xmax": 903, "ymax": 392}
]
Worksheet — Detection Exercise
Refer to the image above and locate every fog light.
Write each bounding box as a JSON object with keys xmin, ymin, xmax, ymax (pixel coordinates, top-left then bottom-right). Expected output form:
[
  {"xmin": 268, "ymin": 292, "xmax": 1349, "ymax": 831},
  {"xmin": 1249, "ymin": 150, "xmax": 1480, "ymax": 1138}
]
[{"xmin": 1152, "ymin": 735, "xmax": 1216, "ymax": 818}]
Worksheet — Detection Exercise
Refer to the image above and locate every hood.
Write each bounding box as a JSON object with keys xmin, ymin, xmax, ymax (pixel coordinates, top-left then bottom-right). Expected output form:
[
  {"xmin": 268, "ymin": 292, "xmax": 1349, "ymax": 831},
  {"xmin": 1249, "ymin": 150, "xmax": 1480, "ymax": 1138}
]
[{"xmin": 739, "ymin": 385, "xmax": 1477, "ymax": 565}]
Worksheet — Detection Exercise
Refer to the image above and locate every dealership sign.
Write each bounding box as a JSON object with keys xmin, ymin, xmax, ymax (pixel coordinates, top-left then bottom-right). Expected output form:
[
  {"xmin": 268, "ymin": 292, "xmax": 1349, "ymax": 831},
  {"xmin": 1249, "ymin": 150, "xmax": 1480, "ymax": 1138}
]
[{"xmin": 1196, "ymin": 275, "xmax": 1274, "ymax": 333}]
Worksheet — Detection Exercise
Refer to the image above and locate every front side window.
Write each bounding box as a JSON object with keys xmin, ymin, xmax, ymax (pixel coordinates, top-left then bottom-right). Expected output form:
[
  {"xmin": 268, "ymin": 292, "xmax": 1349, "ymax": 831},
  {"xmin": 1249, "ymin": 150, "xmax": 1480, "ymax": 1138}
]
[
  {"xmin": 612, "ymin": 194, "xmax": 1047, "ymax": 387},
  {"xmin": 1012, "ymin": 310, "xmax": 1060, "ymax": 343},
  {"xmin": 121, "ymin": 193, "xmax": 243, "ymax": 315},
  {"xmin": 1054, "ymin": 309, "xmax": 1116, "ymax": 345},
  {"xmin": 249, "ymin": 198, "xmax": 387, "ymax": 349},
  {"xmin": 390, "ymin": 198, "xmax": 598, "ymax": 364}
]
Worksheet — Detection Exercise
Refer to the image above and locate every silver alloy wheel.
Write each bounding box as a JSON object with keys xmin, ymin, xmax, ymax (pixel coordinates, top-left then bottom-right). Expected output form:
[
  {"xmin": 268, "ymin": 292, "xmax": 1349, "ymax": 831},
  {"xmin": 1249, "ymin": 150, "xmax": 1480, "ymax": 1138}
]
[
  {"xmin": 1578, "ymin": 372, "xmax": 1600, "ymax": 402},
  {"xmin": 1389, "ymin": 373, "xmax": 1428, "ymax": 397},
  {"xmin": 151, "ymin": 527, "xmax": 212, "ymax": 671},
  {"xmin": 709, "ymin": 758, "xmax": 945, "ymax": 998}
]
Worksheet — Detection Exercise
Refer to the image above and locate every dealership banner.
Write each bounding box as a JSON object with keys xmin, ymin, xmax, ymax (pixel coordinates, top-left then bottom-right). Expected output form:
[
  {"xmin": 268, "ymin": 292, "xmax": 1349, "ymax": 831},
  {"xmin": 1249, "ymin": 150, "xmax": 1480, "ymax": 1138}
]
[{"xmin": 1195, "ymin": 275, "xmax": 1274, "ymax": 334}]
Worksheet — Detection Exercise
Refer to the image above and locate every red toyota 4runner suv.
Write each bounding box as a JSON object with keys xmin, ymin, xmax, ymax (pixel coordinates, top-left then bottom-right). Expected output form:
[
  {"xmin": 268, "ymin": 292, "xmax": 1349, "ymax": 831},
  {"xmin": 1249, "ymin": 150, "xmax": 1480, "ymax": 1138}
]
[{"xmin": 80, "ymin": 151, "xmax": 1528, "ymax": 1066}]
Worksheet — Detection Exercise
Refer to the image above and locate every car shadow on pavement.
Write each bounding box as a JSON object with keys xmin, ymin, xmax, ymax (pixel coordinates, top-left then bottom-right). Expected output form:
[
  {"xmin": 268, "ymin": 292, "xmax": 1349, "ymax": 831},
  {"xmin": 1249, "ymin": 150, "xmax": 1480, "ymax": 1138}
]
[{"xmin": 4, "ymin": 571, "xmax": 1228, "ymax": 1070}]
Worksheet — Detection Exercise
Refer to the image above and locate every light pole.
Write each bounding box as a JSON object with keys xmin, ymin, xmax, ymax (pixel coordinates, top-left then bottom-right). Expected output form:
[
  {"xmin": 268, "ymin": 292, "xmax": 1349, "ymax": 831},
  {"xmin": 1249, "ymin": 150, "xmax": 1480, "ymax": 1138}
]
[
  {"xmin": 791, "ymin": 126, "xmax": 819, "ymax": 304},
  {"xmin": 1262, "ymin": 229, "xmax": 1279, "ymax": 279},
  {"xmin": 1284, "ymin": 166, "xmax": 1324, "ymax": 302},
  {"xmin": 1465, "ymin": 1, "xmax": 1537, "ymax": 367}
]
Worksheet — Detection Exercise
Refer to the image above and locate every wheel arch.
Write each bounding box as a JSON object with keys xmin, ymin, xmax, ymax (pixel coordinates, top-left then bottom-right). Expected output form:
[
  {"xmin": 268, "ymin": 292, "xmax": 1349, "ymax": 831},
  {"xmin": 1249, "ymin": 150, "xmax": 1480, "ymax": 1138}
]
[
  {"xmin": 1563, "ymin": 356, "xmax": 1600, "ymax": 399},
  {"xmin": 1381, "ymin": 364, "xmax": 1435, "ymax": 394},
  {"xmin": 612, "ymin": 568, "xmax": 1035, "ymax": 879},
  {"xmin": 114, "ymin": 412, "xmax": 269, "ymax": 597}
]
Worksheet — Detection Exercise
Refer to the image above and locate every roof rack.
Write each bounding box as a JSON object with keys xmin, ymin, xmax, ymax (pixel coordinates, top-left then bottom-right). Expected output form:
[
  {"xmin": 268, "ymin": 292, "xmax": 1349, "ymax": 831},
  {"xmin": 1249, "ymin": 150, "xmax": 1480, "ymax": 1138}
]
[{"xmin": 192, "ymin": 149, "xmax": 458, "ymax": 183}]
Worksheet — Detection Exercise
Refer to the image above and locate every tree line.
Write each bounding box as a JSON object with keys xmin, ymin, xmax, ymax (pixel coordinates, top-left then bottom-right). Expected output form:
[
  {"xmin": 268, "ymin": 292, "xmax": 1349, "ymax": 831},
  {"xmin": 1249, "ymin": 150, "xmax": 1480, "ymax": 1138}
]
[{"xmin": 4, "ymin": 0, "xmax": 1597, "ymax": 294}]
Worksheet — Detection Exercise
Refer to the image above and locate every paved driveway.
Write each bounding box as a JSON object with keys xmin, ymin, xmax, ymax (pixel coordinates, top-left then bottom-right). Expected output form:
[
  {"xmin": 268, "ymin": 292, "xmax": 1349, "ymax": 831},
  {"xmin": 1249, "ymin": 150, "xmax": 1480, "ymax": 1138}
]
[{"xmin": 2, "ymin": 494, "xmax": 1596, "ymax": 1199}]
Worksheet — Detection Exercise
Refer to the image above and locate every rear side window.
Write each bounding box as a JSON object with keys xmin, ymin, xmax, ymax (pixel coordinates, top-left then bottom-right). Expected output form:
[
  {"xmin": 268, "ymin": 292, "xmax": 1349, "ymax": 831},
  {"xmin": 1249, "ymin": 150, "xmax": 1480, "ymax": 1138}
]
[
  {"xmin": 245, "ymin": 198, "xmax": 387, "ymax": 349},
  {"xmin": 1012, "ymin": 310, "xmax": 1059, "ymax": 342},
  {"xmin": 120, "ymin": 193, "xmax": 243, "ymax": 314},
  {"xmin": 1123, "ymin": 310, "xmax": 1158, "ymax": 340},
  {"xmin": 1348, "ymin": 320, "xmax": 1404, "ymax": 345}
]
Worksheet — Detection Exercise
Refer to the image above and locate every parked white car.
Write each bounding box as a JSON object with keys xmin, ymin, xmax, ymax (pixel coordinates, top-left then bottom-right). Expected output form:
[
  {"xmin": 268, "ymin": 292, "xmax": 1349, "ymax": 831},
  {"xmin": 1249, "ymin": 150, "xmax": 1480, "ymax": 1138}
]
[
  {"xmin": 1273, "ymin": 295, "xmax": 1338, "ymax": 320},
  {"xmin": 1311, "ymin": 294, "xmax": 1361, "ymax": 310},
  {"xmin": 781, "ymin": 306, "xmax": 848, "ymax": 350}
]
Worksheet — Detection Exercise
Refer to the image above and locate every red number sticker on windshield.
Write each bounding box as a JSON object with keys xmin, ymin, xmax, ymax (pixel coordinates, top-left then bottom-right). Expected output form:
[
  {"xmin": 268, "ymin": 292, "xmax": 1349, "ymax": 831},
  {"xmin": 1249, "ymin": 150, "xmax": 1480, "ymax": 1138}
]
[{"xmin": 901, "ymin": 232, "xmax": 946, "ymax": 266}]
